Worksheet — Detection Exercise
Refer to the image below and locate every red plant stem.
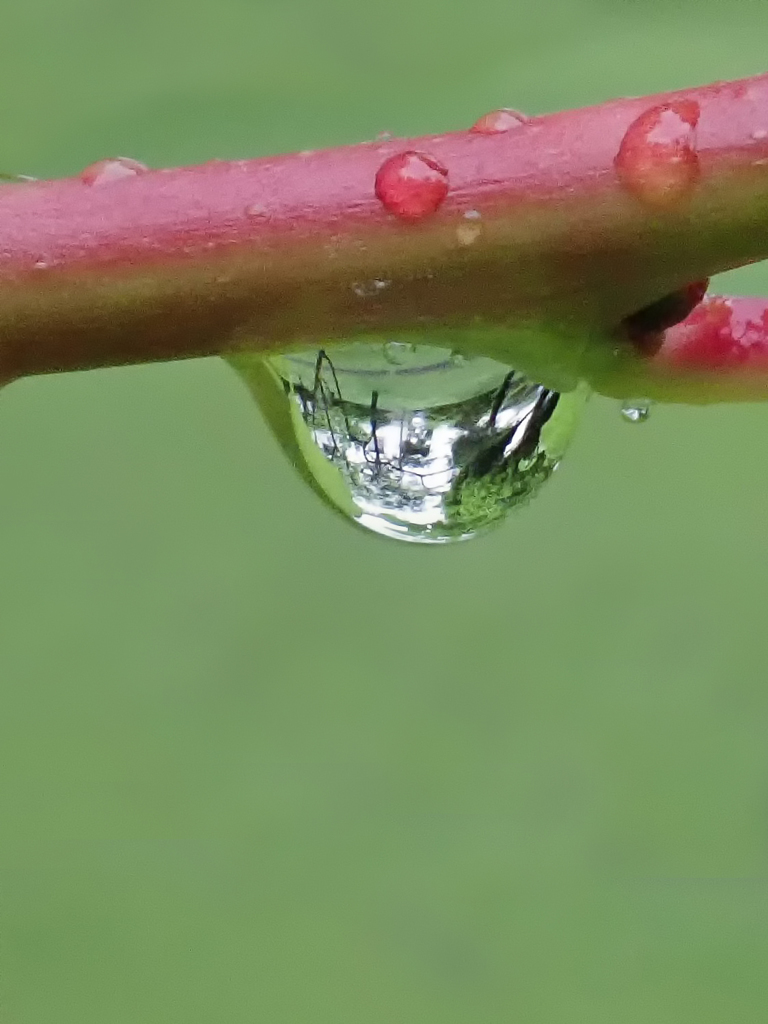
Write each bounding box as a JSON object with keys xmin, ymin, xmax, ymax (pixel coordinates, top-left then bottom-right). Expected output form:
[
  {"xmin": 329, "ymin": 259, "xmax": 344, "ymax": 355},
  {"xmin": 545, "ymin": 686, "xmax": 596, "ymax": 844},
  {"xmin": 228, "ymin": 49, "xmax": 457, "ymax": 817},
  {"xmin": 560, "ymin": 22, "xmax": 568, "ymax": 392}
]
[
  {"xmin": 618, "ymin": 295, "xmax": 768, "ymax": 402},
  {"xmin": 3, "ymin": 73, "xmax": 768, "ymax": 395}
]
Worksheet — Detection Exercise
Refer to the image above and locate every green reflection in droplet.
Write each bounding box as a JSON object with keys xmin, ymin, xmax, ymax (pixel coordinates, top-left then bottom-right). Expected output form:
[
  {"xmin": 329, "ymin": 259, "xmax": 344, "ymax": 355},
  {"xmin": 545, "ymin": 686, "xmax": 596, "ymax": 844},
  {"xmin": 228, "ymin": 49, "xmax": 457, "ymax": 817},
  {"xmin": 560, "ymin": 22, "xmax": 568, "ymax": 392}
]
[{"xmin": 229, "ymin": 334, "xmax": 588, "ymax": 544}]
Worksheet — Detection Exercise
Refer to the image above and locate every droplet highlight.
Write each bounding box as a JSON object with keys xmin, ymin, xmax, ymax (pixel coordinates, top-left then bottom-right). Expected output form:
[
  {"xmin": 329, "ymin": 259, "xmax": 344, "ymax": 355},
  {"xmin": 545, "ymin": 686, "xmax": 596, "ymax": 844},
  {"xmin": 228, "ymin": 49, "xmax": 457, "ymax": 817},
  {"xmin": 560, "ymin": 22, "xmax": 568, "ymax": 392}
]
[
  {"xmin": 375, "ymin": 151, "xmax": 449, "ymax": 222},
  {"xmin": 470, "ymin": 108, "xmax": 529, "ymax": 135},
  {"xmin": 456, "ymin": 209, "xmax": 482, "ymax": 246},
  {"xmin": 80, "ymin": 157, "xmax": 149, "ymax": 185},
  {"xmin": 234, "ymin": 341, "xmax": 586, "ymax": 544},
  {"xmin": 615, "ymin": 100, "xmax": 701, "ymax": 209},
  {"xmin": 352, "ymin": 279, "xmax": 391, "ymax": 298},
  {"xmin": 620, "ymin": 398, "xmax": 652, "ymax": 424}
]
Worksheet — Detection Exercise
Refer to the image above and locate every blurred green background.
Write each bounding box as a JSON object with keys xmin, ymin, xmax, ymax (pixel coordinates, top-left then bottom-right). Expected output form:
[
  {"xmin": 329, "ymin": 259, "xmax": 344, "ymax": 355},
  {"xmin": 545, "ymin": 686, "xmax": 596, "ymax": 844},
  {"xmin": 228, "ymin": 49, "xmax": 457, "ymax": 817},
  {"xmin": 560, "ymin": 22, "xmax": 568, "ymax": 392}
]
[{"xmin": 2, "ymin": 0, "xmax": 768, "ymax": 1020}]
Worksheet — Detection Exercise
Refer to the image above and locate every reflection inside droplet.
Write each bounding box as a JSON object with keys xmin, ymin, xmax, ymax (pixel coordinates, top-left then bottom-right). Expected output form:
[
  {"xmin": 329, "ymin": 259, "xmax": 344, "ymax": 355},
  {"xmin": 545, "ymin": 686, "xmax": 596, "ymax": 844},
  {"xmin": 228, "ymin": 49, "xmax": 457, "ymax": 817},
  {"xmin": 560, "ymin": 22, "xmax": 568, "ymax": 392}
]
[
  {"xmin": 620, "ymin": 398, "xmax": 652, "ymax": 423},
  {"xmin": 232, "ymin": 339, "xmax": 586, "ymax": 544}
]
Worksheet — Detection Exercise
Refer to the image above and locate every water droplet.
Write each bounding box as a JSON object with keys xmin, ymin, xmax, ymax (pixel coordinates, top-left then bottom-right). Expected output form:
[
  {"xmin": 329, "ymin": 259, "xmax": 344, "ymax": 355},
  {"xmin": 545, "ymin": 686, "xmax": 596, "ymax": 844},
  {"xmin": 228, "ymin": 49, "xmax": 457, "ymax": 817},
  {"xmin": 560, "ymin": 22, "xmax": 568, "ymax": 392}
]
[
  {"xmin": 375, "ymin": 131, "xmax": 393, "ymax": 142},
  {"xmin": 352, "ymin": 279, "xmax": 391, "ymax": 298},
  {"xmin": 752, "ymin": 129, "xmax": 768, "ymax": 141},
  {"xmin": 615, "ymin": 100, "xmax": 700, "ymax": 208},
  {"xmin": 33, "ymin": 260, "xmax": 48, "ymax": 269},
  {"xmin": 232, "ymin": 341, "xmax": 586, "ymax": 544},
  {"xmin": 456, "ymin": 210, "xmax": 482, "ymax": 246},
  {"xmin": 456, "ymin": 224, "xmax": 481, "ymax": 246},
  {"xmin": 620, "ymin": 398, "xmax": 652, "ymax": 423},
  {"xmin": 375, "ymin": 151, "xmax": 449, "ymax": 222},
  {"xmin": 80, "ymin": 157, "xmax": 148, "ymax": 185},
  {"xmin": 470, "ymin": 108, "xmax": 529, "ymax": 134},
  {"xmin": 245, "ymin": 203, "xmax": 269, "ymax": 217}
]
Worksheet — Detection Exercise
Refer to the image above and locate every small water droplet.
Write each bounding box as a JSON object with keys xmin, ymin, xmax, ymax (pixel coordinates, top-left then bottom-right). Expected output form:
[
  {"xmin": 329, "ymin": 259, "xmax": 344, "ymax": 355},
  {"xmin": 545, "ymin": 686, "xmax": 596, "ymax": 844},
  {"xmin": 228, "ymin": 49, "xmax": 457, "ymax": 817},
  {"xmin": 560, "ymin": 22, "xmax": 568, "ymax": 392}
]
[
  {"xmin": 234, "ymin": 341, "xmax": 586, "ymax": 544},
  {"xmin": 352, "ymin": 279, "xmax": 391, "ymax": 298},
  {"xmin": 620, "ymin": 398, "xmax": 652, "ymax": 423},
  {"xmin": 470, "ymin": 108, "xmax": 529, "ymax": 134},
  {"xmin": 375, "ymin": 131, "xmax": 393, "ymax": 141},
  {"xmin": 456, "ymin": 210, "xmax": 482, "ymax": 246},
  {"xmin": 298, "ymin": 150, "xmax": 315, "ymax": 159},
  {"xmin": 245, "ymin": 203, "xmax": 269, "ymax": 217},
  {"xmin": 80, "ymin": 157, "xmax": 148, "ymax": 185},
  {"xmin": 752, "ymin": 129, "xmax": 768, "ymax": 141},
  {"xmin": 456, "ymin": 224, "xmax": 481, "ymax": 246},
  {"xmin": 375, "ymin": 151, "xmax": 449, "ymax": 222},
  {"xmin": 615, "ymin": 100, "xmax": 700, "ymax": 208},
  {"xmin": 33, "ymin": 260, "xmax": 49, "ymax": 269}
]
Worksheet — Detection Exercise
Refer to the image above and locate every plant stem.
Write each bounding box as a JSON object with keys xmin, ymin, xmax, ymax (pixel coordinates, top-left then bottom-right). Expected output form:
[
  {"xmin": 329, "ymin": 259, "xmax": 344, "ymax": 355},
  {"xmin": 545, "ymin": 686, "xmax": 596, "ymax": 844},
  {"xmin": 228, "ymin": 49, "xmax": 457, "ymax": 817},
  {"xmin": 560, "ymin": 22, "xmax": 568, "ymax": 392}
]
[
  {"xmin": 2, "ymin": 73, "xmax": 768, "ymax": 398},
  {"xmin": 603, "ymin": 295, "xmax": 768, "ymax": 403}
]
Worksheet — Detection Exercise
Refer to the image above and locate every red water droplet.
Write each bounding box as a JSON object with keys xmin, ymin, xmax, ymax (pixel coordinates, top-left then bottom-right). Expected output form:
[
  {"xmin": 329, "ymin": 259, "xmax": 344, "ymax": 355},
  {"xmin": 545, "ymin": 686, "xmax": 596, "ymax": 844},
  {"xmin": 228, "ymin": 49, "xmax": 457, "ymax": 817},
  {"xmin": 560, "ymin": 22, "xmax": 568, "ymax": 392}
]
[
  {"xmin": 470, "ymin": 108, "xmax": 529, "ymax": 134},
  {"xmin": 375, "ymin": 151, "xmax": 449, "ymax": 222},
  {"xmin": 80, "ymin": 157, "xmax": 149, "ymax": 185},
  {"xmin": 615, "ymin": 100, "xmax": 701, "ymax": 208}
]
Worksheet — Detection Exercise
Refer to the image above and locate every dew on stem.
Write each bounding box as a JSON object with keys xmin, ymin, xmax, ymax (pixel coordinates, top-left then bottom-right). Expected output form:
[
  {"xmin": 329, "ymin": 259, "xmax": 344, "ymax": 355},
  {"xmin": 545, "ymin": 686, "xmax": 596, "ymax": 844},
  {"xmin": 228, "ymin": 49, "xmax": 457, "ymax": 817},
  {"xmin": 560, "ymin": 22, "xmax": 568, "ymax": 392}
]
[
  {"xmin": 351, "ymin": 279, "xmax": 391, "ymax": 298},
  {"xmin": 230, "ymin": 340, "xmax": 586, "ymax": 544},
  {"xmin": 456, "ymin": 209, "xmax": 483, "ymax": 246},
  {"xmin": 469, "ymin": 109, "xmax": 530, "ymax": 134},
  {"xmin": 80, "ymin": 157, "xmax": 149, "ymax": 185},
  {"xmin": 374, "ymin": 151, "xmax": 449, "ymax": 222},
  {"xmin": 615, "ymin": 100, "xmax": 700, "ymax": 209}
]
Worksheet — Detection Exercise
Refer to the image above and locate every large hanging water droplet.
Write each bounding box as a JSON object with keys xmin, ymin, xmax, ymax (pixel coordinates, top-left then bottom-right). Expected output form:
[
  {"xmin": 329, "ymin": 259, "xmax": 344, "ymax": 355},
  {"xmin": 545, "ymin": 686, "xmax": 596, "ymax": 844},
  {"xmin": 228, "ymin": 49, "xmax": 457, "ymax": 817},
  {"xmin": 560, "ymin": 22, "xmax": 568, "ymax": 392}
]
[
  {"xmin": 375, "ymin": 151, "xmax": 449, "ymax": 222},
  {"xmin": 470, "ymin": 108, "xmax": 530, "ymax": 134},
  {"xmin": 615, "ymin": 100, "xmax": 700, "ymax": 209},
  {"xmin": 620, "ymin": 398, "xmax": 652, "ymax": 424},
  {"xmin": 80, "ymin": 157, "xmax": 148, "ymax": 185},
  {"xmin": 231, "ymin": 340, "xmax": 586, "ymax": 544}
]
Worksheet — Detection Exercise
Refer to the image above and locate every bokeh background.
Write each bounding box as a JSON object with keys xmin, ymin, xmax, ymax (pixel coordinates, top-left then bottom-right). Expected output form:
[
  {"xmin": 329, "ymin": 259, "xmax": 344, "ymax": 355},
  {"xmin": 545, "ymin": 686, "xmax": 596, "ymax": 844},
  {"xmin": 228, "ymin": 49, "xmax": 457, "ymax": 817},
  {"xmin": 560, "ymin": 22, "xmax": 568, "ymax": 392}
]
[{"xmin": 2, "ymin": 1, "xmax": 768, "ymax": 1020}]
